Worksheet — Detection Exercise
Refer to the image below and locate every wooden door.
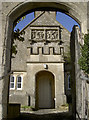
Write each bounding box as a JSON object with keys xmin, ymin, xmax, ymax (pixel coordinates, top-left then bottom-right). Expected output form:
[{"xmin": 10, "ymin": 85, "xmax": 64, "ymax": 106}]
[
  {"xmin": 38, "ymin": 75, "xmax": 52, "ymax": 108},
  {"xmin": 36, "ymin": 71, "xmax": 55, "ymax": 109}
]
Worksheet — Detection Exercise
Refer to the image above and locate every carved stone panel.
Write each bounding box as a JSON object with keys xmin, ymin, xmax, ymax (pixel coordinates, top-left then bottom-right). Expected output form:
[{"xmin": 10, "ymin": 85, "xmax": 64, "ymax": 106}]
[
  {"xmin": 31, "ymin": 30, "xmax": 44, "ymax": 40},
  {"xmin": 31, "ymin": 30, "xmax": 36, "ymax": 39},
  {"xmin": 46, "ymin": 30, "xmax": 58, "ymax": 40},
  {"xmin": 31, "ymin": 29, "xmax": 59, "ymax": 41}
]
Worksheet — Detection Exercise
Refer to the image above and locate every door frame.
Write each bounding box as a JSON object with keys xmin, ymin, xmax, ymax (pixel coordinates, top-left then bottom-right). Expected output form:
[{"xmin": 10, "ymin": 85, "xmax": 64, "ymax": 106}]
[{"xmin": 35, "ymin": 70, "xmax": 55, "ymax": 109}]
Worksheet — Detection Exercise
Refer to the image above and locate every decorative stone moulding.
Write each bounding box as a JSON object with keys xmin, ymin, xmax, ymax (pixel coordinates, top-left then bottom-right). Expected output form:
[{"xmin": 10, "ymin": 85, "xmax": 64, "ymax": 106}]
[
  {"xmin": 27, "ymin": 46, "xmax": 64, "ymax": 55},
  {"xmin": 30, "ymin": 28, "xmax": 61, "ymax": 41}
]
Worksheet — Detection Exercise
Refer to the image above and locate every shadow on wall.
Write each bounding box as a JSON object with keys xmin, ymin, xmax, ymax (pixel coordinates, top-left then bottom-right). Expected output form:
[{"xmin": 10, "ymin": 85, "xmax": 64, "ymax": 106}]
[{"xmin": 8, "ymin": 111, "xmax": 73, "ymax": 120}]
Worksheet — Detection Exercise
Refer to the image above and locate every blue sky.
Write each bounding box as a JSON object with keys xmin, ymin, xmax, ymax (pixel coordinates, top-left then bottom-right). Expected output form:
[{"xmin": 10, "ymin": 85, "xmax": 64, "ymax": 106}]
[
  {"xmin": 14, "ymin": 11, "xmax": 80, "ymax": 32},
  {"xmin": 56, "ymin": 12, "xmax": 79, "ymax": 32}
]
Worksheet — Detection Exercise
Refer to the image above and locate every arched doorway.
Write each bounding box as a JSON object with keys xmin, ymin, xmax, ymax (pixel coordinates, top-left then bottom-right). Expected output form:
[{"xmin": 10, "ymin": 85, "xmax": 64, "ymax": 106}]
[
  {"xmin": 35, "ymin": 71, "xmax": 55, "ymax": 109},
  {"xmin": 1, "ymin": 2, "xmax": 88, "ymax": 119}
]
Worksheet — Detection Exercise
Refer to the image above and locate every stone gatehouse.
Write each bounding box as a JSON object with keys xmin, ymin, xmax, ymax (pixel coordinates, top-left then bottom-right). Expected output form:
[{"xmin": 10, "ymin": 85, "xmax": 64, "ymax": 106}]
[{"xmin": 9, "ymin": 11, "xmax": 71, "ymax": 109}]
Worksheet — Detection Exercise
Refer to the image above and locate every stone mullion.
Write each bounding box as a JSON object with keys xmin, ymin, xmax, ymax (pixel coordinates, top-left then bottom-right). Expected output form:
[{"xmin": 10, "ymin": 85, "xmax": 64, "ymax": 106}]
[
  {"xmin": 44, "ymin": 29, "xmax": 46, "ymax": 40},
  {"xmin": 36, "ymin": 30, "xmax": 37, "ymax": 40}
]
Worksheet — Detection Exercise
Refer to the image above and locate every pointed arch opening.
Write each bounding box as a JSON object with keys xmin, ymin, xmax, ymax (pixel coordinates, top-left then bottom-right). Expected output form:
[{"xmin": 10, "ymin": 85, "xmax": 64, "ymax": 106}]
[{"xmin": 1, "ymin": 2, "xmax": 87, "ymax": 119}]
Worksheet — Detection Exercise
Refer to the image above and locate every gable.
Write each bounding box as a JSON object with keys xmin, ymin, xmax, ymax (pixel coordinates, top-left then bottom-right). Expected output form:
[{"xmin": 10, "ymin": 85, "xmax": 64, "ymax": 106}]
[{"xmin": 30, "ymin": 11, "xmax": 62, "ymax": 27}]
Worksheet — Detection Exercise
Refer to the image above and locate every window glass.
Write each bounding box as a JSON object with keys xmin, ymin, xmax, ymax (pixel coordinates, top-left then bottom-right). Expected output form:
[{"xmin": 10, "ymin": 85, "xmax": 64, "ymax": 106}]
[
  {"xmin": 18, "ymin": 84, "xmax": 21, "ymax": 88},
  {"xmin": 68, "ymin": 75, "xmax": 71, "ymax": 89},
  {"xmin": 17, "ymin": 76, "xmax": 22, "ymax": 90},
  {"xmin": 10, "ymin": 76, "xmax": 15, "ymax": 89},
  {"xmin": 18, "ymin": 77, "xmax": 21, "ymax": 82}
]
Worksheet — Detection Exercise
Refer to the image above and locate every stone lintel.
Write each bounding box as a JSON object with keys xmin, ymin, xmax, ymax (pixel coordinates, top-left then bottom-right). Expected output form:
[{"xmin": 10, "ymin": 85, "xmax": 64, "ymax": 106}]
[{"xmin": 27, "ymin": 55, "xmax": 64, "ymax": 63}]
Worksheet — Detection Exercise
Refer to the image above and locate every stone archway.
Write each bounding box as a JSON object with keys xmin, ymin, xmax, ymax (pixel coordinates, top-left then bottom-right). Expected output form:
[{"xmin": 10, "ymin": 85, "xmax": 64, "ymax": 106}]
[
  {"xmin": 35, "ymin": 71, "xmax": 55, "ymax": 109},
  {"xmin": 0, "ymin": 2, "xmax": 88, "ymax": 119}
]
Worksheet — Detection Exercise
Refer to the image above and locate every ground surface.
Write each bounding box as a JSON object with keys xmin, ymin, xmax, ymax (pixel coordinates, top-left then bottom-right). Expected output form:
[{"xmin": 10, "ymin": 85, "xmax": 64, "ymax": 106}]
[
  {"xmin": 18, "ymin": 112, "xmax": 73, "ymax": 120},
  {"xmin": 7, "ymin": 107, "xmax": 89, "ymax": 120},
  {"xmin": 8, "ymin": 109, "xmax": 73, "ymax": 120}
]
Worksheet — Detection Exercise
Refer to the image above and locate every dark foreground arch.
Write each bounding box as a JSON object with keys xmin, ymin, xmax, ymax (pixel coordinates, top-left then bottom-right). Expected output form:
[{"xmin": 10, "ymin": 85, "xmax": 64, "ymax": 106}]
[{"xmin": 0, "ymin": 2, "xmax": 88, "ymax": 119}]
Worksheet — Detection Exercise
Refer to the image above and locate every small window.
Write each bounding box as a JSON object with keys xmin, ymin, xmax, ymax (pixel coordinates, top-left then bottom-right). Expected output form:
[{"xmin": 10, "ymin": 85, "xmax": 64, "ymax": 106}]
[
  {"xmin": 68, "ymin": 75, "xmax": 71, "ymax": 90},
  {"xmin": 17, "ymin": 76, "xmax": 22, "ymax": 90},
  {"xmin": 10, "ymin": 75, "xmax": 15, "ymax": 90}
]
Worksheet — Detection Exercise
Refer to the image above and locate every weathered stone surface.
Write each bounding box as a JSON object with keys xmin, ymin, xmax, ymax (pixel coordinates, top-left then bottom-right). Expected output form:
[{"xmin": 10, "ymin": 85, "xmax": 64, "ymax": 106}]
[
  {"xmin": 0, "ymin": 1, "xmax": 88, "ymax": 120},
  {"xmin": 70, "ymin": 26, "xmax": 89, "ymax": 119},
  {"xmin": 30, "ymin": 11, "xmax": 61, "ymax": 26},
  {"xmin": 9, "ymin": 11, "xmax": 67, "ymax": 110},
  {"xmin": 87, "ymin": 2, "xmax": 89, "ymax": 30}
]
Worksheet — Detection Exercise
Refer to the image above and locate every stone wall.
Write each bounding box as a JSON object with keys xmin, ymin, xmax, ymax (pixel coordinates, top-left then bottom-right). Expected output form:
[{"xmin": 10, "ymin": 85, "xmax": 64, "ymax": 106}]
[
  {"xmin": 0, "ymin": 1, "xmax": 88, "ymax": 120},
  {"xmin": 11, "ymin": 24, "xmax": 70, "ymax": 71},
  {"xmin": 87, "ymin": 2, "xmax": 89, "ymax": 31},
  {"xmin": 70, "ymin": 25, "xmax": 88, "ymax": 119},
  {"xmin": 9, "ymin": 11, "xmax": 70, "ymax": 108}
]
